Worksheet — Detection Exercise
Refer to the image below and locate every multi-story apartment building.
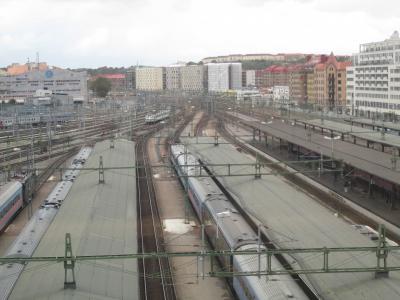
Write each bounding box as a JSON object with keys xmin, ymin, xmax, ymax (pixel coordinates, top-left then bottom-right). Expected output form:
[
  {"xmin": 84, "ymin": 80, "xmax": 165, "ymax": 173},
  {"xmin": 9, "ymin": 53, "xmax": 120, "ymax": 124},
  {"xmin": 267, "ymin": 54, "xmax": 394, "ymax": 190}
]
[
  {"xmin": 303, "ymin": 55, "xmax": 329, "ymax": 106},
  {"xmin": 165, "ymin": 65, "xmax": 183, "ymax": 90},
  {"xmin": 347, "ymin": 31, "xmax": 400, "ymax": 118},
  {"xmin": 181, "ymin": 65, "xmax": 207, "ymax": 92},
  {"xmin": 230, "ymin": 63, "xmax": 242, "ymax": 90},
  {"xmin": 264, "ymin": 66, "xmax": 289, "ymax": 88},
  {"xmin": 245, "ymin": 70, "xmax": 256, "ymax": 87},
  {"xmin": 207, "ymin": 63, "xmax": 242, "ymax": 92},
  {"xmin": 288, "ymin": 65, "xmax": 307, "ymax": 105},
  {"xmin": 0, "ymin": 69, "xmax": 88, "ymax": 102},
  {"xmin": 125, "ymin": 68, "xmax": 136, "ymax": 91},
  {"xmin": 306, "ymin": 72, "xmax": 315, "ymax": 105},
  {"xmin": 312, "ymin": 54, "xmax": 351, "ymax": 110},
  {"xmin": 135, "ymin": 67, "xmax": 165, "ymax": 91}
]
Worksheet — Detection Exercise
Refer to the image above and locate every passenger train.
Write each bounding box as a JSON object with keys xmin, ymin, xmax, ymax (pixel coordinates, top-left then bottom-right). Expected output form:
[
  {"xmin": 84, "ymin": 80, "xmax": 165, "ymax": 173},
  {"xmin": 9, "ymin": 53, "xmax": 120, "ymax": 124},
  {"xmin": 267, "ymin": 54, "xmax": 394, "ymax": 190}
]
[
  {"xmin": 0, "ymin": 147, "xmax": 92, "ymax": 299},
  {"xmin": 145, "ymin": 109, "xmax": 170, "ymax": 124},
  {"xmin": 0, "ymin": 182, "xmax": 23, "ymax": 233},
  {"xmin": 0, "ymin": 112, "xmax": 75, "ymax": 129},
  {"xmin": 170, "ymin": 144, "xmax": 309, "ymax": 300}
]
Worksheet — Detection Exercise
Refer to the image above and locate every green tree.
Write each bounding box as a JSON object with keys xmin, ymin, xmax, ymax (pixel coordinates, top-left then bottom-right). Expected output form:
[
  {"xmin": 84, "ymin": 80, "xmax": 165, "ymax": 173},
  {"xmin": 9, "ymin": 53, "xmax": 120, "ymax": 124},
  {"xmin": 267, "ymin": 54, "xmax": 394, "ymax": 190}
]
[{"xmin": 90, "ymin": 77, "xmax": 112, "ymax": 97}]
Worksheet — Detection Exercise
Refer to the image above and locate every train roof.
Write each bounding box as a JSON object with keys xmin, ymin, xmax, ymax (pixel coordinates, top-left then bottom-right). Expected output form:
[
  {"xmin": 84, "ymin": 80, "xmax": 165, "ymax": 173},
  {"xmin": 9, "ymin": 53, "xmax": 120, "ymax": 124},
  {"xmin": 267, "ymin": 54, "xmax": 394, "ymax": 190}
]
[
  {"xmin": 185, "ymin": 136, "xmax": 400, "ymax": 300},
  {"xmin": 0, "ymin": 147, "xmax": 92, "ymax": 300},
  {"xmin": 191, "ymin": 175, "xmax": 259, "ymax": 249},
  {"xmin": 235, "ymin": 244, "xmax": 309, "ymax": 299},
  {"xmin": 8, "ymin": 140, "xmax": 138, "ymax": 300},
  {"xmin": 173, "ymin": 143, "xmax": 259, "ymax": 248}
]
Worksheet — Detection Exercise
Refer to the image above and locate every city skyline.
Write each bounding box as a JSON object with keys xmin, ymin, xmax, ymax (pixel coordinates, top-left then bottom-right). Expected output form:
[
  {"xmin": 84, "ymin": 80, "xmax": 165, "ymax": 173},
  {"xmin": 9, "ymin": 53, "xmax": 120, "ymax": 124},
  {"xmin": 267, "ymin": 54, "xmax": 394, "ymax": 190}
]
[{"xmin": 0, "ymin": 0, "xmax": 399, "ymax": 68}]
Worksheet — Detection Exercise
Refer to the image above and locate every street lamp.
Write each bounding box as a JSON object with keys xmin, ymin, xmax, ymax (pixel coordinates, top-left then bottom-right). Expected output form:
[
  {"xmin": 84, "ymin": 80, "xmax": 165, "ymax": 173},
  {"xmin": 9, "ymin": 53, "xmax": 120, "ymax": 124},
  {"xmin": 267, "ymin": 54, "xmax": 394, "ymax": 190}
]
[
  {"xmin": 261, "ymin": 120, "xmax": 272, "ymax": 125},
  {"xmin": 324, "ymin": 135, "xmax": 340, "ymax": 168},
  {"xmin": 13, "ymin": 147, "xmax": 22, "ymax": 171}
]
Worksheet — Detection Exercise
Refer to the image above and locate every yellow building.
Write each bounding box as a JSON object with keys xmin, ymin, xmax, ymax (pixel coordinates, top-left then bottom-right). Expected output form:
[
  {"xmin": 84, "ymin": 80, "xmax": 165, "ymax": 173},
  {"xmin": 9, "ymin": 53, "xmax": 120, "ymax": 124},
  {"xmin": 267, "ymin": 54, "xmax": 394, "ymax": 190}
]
[
  {"xmin": 306, "ymin": 72, "xmax": 315, "ymax": 105},
  {"xmin": 312, "ymin": 54, "xmax": 351, "ymax": 110}
]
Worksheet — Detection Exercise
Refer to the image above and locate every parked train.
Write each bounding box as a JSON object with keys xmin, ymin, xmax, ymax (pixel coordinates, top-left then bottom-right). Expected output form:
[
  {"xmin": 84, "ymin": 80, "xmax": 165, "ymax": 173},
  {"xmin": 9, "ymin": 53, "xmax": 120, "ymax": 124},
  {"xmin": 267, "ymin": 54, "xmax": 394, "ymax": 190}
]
[
  {"xmin": 0, "ymin": 147, "xmax": 92, "ymax": 299},
  {"xmin": 170, "ymin": 144, "xmax": 309, "ymax": 300},
  {"xmin": 0, "ymin": 147, "xmax": 91, "ymax": 235},
  {"xmin": 0, "ymin": 112, "xmax": 75, "ymax": 129},
  {"xmin": 0, "ymin": 182, "xmax": 23, "ymax": 233},
  {"xmin": 145, "ymin": 109, "xmax": 170, "ymax": 124}
]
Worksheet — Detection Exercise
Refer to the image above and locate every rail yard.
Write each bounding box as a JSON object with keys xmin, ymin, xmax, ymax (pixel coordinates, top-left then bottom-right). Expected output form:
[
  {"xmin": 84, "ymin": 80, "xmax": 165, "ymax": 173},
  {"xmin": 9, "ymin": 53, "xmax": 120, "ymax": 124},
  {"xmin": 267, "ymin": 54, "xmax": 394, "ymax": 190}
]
[{"xmin": 0, "ymin": 99, "xmax": 400, "ymax": 300}]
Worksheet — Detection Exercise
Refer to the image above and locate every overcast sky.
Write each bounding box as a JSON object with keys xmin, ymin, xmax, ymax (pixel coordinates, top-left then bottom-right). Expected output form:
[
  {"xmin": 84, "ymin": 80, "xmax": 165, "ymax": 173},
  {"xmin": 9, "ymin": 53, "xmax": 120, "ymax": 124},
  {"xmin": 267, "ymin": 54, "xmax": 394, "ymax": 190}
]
[{"xmin": 0, "ymin": 0, "xmax": 399, "ymax": 68}]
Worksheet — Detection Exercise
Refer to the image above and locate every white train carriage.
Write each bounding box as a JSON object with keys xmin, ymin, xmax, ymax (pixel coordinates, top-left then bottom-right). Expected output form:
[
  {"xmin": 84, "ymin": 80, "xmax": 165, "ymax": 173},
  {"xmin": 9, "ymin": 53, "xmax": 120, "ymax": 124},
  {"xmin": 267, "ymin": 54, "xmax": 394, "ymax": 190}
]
[
  {"xmin": 16, "ymin": 115, "xmax": 41, "ymax": 126},
  {"xmin": 0, "ymin": 182, "xmax": 23, "ymax": 233},
  {"xmin": 39, "ymin": 112, "xmax": 75, "ymax": 124},
  {"xmin": 170, "ymin": 144, "xmax": 308, "ymax": 300},
  {"xmin": 145, "ymin": 109, "xmax": 170, "ymax": 124},
  {"xmin": 0, "ymin": 147, "xmax": 92, "ymax": 300},
  {"xmin": 0, "ymin": 117, "xmax": 14, "ymax": 129},
  {"xmin": 0, "ymin": 115, "xmax": 41, "ymax": 129}
]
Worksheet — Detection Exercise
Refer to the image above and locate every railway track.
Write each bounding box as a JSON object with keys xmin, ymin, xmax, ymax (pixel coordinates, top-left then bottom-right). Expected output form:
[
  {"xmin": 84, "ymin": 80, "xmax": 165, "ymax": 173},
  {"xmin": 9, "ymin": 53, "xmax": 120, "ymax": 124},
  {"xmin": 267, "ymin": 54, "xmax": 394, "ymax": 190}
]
[
  {"xmin": 136, "ymin": 133, "xmax": 176, "ymax": 300},
  {"xmin": 0, "ymin": 112, "xmax": 148, "ymax": 152},
  {"xmin": 0, "ymin": 115, "xmax": 151, "ymax": 168}
]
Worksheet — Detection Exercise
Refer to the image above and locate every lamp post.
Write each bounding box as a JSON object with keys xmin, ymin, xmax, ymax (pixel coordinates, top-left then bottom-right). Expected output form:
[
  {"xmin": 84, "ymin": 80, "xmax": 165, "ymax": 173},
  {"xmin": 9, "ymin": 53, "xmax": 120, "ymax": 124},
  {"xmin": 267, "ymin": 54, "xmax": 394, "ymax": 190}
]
[
  {"xmin": 324, "ymin": 135, "xmax": 340, "ymax": 168},
  {"xmin": 13, "ymin": 147, "xmax": 22, "ymax": 173}
]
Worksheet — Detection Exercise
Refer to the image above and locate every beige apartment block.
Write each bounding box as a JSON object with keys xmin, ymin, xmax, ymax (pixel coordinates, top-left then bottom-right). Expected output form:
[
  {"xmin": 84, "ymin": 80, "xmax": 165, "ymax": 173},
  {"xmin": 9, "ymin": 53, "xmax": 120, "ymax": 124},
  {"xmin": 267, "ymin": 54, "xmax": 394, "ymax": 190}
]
[
  {"xmin": 313, "ymin": 54, "xmax": 351, "ymax": 110},
  {"xmin": 181, "ymin": 65, "xmax": 206, "ymax": 91},
  {"xmin": 165, "ymin": 65, "xmax": 183, "ymax": 90},
  {"xmin": 135, "ymin": 67, "xmax": 165, "ymax": 91}
]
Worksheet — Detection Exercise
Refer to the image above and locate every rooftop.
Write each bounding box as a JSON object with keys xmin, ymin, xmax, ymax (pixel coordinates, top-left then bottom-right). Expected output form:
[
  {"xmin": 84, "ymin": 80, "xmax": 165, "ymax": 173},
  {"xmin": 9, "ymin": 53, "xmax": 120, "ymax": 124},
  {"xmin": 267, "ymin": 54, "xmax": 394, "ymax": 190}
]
[
  {"xmin": 184, "ymin": 136, "xmax": 400, "ymax": 300},
  {"xmin": 9, "ymin": 139, "xmax": 138, "ymax": 300},
  {"xmin": 95, "ymin": 73, "xmax": 126, "ymax": 79}
]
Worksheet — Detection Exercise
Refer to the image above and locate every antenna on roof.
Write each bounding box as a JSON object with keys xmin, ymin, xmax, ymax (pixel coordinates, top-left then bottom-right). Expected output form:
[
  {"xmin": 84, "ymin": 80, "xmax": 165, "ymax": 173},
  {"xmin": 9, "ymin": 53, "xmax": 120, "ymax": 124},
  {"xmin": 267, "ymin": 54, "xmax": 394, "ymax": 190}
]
[{"xmin": 36, "ymin": 52, "xmax": 40, "ymax": 70}]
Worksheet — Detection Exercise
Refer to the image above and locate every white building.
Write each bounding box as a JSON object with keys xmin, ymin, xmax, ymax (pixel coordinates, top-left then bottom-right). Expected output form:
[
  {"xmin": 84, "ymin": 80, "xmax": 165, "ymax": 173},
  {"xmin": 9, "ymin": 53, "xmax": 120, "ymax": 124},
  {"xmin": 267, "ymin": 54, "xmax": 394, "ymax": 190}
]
[
  {"xmin": 347, "ymin": 31, "xmax": 400, "ymax": 118},
  {"xmin": 245, "ymin": 70, "xmax": 256, "ymax": 87},
  {"xmin": 273, "ymin": 86, "xmax": 290, "ymax": 103},
  {"xmin": 135, "ymin": 67, "xmax": 165, "ymax": 91},
  {"xmin": 207, "ymin": 63, "xmax": 242, "ymax": 92},
  {"xmin": 165, "ymin": 65, "xmax": 183, "ymax": 90},
  {"xmin": 230, "ymin": 63, "xmax": 242, "ymax": 90},
  {"xmin": 181, "ymin": 65, "xmax": 207, "ymax": 92},
  {"xmin": 235, "ymin": 89, "xmax": 261, "ymax": 106},
  {"xmin": 0, "ymin": 69, "xmax": 88, "ymax": 102}
]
